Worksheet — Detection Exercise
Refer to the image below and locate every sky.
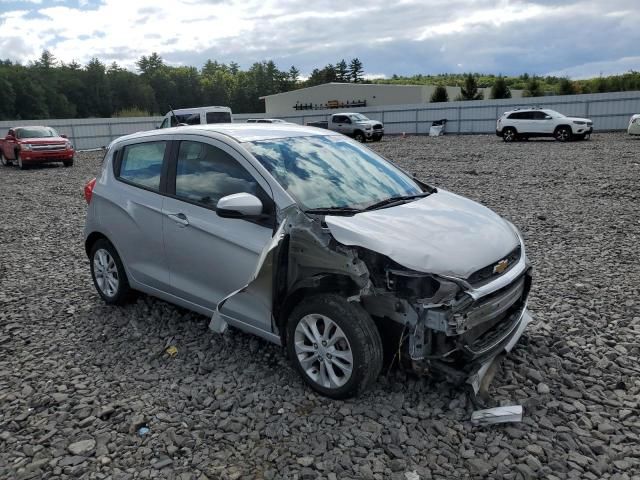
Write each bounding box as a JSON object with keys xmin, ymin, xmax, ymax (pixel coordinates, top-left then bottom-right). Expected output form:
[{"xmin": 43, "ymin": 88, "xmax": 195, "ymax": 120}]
[{"xmin": 0, "ymin": 0, "xmax": 638, "ymax": 79}]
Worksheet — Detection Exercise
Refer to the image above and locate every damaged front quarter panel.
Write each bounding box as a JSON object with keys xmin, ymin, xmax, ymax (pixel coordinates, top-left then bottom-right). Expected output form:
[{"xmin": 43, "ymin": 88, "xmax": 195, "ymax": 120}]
[
  {"xmin": 211, "ymin": 203, "xmax": 533, "ymax": 399},
  {"xmin": 210, "ymin": 206, "xmax": 373, "ymax": 345}
]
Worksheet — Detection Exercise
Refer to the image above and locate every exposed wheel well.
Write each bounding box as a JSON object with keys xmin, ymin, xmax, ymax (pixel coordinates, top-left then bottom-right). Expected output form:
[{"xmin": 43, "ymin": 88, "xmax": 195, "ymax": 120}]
[
  {"xmin": 85, "ymin": 231, "xmax": 110, "ymax": 257},
  {"xmin": 276, "ymin": 274, "xmax": 364, "ymax": 345},
  {"xmin": 554, "ymin": 124, "xmax": 572, "ymax": 133}
]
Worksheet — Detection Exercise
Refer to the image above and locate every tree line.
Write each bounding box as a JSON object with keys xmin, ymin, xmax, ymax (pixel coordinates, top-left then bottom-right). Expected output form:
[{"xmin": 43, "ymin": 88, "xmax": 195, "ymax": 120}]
[
  {"xmin": 0, "ymin": 51, "xmax": 368, "ymax": 120},
  {"xmin": 381, "ymin": 71, "xmax": 640, "ymax": 102},
  {"xmin": 1, "ymin": 50, "xmax": 639, "ymax": 120}
]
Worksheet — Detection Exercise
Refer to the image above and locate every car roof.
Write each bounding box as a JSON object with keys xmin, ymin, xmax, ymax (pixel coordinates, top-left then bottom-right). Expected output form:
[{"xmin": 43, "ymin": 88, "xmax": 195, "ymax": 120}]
[{"xmin": 113, "ymin": 123, "xmax": 339, "ymax": 145}]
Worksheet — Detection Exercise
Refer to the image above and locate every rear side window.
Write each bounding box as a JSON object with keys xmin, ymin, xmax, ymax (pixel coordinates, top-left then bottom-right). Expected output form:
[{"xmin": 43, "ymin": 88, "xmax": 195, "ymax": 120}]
[
  {"xmin": 206, "ymin": 111, "xmax": 232, "ymax": 124},
  {"xmin": 174, "ymin": 141, "xmax": 259, "ymax": 208},
  {"xmin": 119, "ymin": 141, "xmax": 167, "ymax": 191},
  {"xmin": 508, "ymin": 112, "xmax": 528, "ymax": 119}
]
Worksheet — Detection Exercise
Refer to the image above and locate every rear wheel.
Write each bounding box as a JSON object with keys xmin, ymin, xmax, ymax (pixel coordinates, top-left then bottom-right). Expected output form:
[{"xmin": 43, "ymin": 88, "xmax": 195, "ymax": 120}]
[
  {"xmin": 502, "ymin": 128, "xmax": 517, "ymax": 142},
  {"xmin": 287, "ymin": 294, "xmax": 383, "ymax": 399},
  {"xmin": 554, "ymin": 126, "xmax": 572, "ymax": 142},
  {"xmin": 90, "ymin": 239, "xmax": 132, "ymax": 305}
]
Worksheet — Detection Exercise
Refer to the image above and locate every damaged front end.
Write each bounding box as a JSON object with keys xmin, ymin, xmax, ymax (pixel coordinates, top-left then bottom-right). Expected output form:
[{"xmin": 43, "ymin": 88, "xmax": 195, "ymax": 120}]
[
  {"xmin": 211, "ymin": 204, "xmax": 533, "ymax": 397},
  {"xmin": 360, "ymin": 248, "xmax": 533, "ymax": 397}
]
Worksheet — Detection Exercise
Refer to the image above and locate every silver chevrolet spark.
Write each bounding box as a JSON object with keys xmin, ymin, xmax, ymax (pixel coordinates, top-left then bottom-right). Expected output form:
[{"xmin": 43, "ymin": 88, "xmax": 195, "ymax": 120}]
[{"xmin": 84, "ymin": 124, "xmax": 533, "ymax": 399}]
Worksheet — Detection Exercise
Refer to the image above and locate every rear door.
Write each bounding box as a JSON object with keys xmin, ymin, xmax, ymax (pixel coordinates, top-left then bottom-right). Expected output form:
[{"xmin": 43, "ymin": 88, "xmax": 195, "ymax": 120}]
[
  {"xmin": 162, "ymin": 137, "xmax": 275, "ymax": 324},
  {"xmin": 103, "ymin": 140, "xmax": 172, "ymax": 290},
  {"xmin": 507, "ymin": 112, "xmax": 529, "ymax": 133}
]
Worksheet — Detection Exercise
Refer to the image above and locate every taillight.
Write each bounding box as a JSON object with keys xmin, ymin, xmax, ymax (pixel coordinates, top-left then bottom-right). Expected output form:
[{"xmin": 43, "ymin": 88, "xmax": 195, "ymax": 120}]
[{"xmin": 84, "ymin": 177, "xmax": 96, "ymax": 204}]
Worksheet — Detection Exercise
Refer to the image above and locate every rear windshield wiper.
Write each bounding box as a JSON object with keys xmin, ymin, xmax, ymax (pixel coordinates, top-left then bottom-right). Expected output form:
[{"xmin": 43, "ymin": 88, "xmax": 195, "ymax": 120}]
[
  {"xmin": 364, "ymin": 192, "xmax": 431, "ymax": 211},
  {"xmin": 304, "ymin": 206, "xmax": 362, "ymax": 216}
]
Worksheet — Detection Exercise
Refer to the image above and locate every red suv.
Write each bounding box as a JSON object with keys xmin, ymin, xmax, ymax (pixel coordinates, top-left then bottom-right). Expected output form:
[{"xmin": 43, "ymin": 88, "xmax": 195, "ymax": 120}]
[{"xmin": 0, "ymin": 126, "xmax": 75, "ymax": 169}]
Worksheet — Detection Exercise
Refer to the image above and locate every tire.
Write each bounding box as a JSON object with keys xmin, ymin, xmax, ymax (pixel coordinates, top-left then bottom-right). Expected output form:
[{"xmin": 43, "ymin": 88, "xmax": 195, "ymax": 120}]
[
  {"xmin": 286, "ymin": 294, "xmax": 383, "ymax": 399},
  {"xmin": 89, "ymin": 238, "xmax": 132, "ymax": 305},
  {"xmin": 502, "ymin": 128, "xmax": 517, "ymax": 143},
  {"xmin": 63, "ymin": 160, "xmax": 74, "ymax": 167},
  {"xmin": 0, "ymin": 151, "xmax": 11, "ymax": 166},
  {"xmin": 354, "ymin": 131, "xmax": 366, "ymax": 143},
  {"xmin": 554, "ymin": 126, "xmax": 572, "ymax": 142},
  {"xmin": 17, "ymin": 154, "xmax": 28, "ymax": 170}
]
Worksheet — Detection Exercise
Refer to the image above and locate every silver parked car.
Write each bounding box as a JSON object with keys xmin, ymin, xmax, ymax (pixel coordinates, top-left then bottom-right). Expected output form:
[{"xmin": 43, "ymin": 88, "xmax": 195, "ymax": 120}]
[{"xmin": 84, "ymin": 124, "xmax": 533, "ymax": 399}]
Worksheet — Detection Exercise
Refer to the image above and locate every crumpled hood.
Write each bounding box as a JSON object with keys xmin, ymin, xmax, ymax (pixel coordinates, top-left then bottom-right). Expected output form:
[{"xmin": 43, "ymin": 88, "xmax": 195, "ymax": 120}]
[{"xmin": 325, "ymin": 190, "xmax": 520, "ymax": 279}]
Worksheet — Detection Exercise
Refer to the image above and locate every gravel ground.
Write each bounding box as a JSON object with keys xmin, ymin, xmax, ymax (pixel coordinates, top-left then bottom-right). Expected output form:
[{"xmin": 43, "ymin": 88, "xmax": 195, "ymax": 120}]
[{"xmin": 1, "ymin": 132, "xmax": 639, "ymax": 480}]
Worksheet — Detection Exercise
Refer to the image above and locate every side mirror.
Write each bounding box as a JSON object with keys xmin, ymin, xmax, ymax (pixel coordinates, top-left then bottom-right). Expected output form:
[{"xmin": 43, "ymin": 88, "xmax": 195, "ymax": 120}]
[
  {"xmin": 60, "ymin": 134, "xmax": 68, "ymax": 138},
  {"xmin": 6, "ymin": 134, "xmax": 15, "ymax": 140},
  {"xmin": 217, "ymin": 193, "xmax": 263, "ymax": 218},
  {"xmin": 544, "ymin": 115, "xmax": 552, "ymax": 120},
  {"xmin": 344, "ymin": 118, "xmax": 351, "ymax": 124}
]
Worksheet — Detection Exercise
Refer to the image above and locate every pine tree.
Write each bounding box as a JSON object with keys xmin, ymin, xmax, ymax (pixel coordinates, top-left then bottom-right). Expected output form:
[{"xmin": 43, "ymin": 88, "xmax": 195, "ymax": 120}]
[
  {"xmin": 430, "ymin": 85, "xmax": 449, "ymax": 102},
  {"xmin": 460, "ymin": 73, "xmax": 483, "ymax": 100},
  {"xmin": 349, "ymin": 58, "xmax": 364, "ymax": 83},
  {"xmin": 336, "ymin": 59, "xmax": 349, "ymax": 82},
  {"xmin": 490, "ymin": 76, "xmax": 511, "ymax": 99}
]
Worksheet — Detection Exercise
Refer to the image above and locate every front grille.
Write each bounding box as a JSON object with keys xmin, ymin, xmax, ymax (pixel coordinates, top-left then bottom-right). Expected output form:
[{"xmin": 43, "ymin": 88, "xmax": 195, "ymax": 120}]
[
  {"xmin": 460, "ymin": 272, "xmax": 531, "ymax": 358},
  {"xmin": 467, "ymin": 246, "xmax": 521, "ymax": 286},
  {"xmin": 373, "ymin": 124, "xmax": 383, "ymax": 130},
  {"xmin": 31, "ymin": 144, "xmax": 66, "ymax": 151}
]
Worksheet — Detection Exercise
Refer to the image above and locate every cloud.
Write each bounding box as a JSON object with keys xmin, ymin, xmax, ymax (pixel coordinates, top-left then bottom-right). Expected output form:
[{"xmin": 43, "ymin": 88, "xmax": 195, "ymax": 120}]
[{"xmin": 0, "ymin": 0, "xmax": 637, "ymax": 78}]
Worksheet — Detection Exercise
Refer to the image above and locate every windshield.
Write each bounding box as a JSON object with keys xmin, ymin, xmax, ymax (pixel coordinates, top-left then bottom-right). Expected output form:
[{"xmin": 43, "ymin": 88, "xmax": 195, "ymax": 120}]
[
  {"xmin": 350, "ymin": 114, "xmax": 369, "ymax": 122},
  {"xmin": 246, "ymin": 135, "xmax": 422, "ymax": 210},
  {"xmin": 16, "ymin": 127, "xmax": 58, "ymax": 139}
]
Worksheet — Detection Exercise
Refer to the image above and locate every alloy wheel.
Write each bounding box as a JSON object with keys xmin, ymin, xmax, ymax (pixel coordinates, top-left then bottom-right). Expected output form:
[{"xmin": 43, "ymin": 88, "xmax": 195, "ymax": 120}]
[
  {"xmin": 93, "ymin": 248, "xmax": 119, "ymax": 297},
  {"xmin": 294, "ymin": 314, "xmax": 354, "ymax": 389}
]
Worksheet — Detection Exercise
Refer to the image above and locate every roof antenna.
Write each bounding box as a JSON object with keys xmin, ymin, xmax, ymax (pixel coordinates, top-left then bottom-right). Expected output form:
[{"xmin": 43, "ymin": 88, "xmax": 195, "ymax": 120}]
[{"xmin": 169, "ymin": 105, "xmax": 186, "ymax": 127}]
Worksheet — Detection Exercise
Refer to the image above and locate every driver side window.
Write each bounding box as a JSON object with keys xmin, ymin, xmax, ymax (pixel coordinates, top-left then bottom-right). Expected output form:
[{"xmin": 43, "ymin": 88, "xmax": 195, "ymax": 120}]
[{"xmin": 174, "ymin": 141, "xmax": 259, "ymax": 208}]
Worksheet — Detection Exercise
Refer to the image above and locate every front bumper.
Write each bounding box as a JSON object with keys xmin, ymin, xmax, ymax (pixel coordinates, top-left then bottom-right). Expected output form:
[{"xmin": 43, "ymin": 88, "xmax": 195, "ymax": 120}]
[
  {"xmin": 365, "ymin": 130, "xmax": 384, "ymax": 138},
  {"xmin": 21, "ymin": 150, "xmax": 74, "ymax": 162},
  {"xmin": 467, "ymin": 307, "xmax": 532, "ymax": 394}
]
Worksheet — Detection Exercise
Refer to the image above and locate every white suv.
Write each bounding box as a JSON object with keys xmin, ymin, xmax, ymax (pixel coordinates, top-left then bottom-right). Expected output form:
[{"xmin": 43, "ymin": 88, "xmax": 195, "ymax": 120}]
[{"xmin": 496, "ymin": 108, "xmax": 593, "ymax": 142}]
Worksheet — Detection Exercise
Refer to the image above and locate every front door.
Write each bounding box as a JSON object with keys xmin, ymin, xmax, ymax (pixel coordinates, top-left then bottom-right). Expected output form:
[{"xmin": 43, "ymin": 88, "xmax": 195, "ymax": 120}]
[{"xmin": 162, "ymin": 138, "xmax": 275, "ymax": 326}]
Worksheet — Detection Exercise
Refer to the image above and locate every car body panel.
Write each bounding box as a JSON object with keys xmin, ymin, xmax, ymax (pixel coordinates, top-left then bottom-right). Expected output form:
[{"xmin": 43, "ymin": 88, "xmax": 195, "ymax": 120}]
[{"xmin": 628, "ymin": 114, "xmax": 640, "ymax": 135}]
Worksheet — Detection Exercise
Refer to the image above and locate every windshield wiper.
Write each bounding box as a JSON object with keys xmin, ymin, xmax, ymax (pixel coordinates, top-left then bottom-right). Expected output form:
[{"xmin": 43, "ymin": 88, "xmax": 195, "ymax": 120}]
[
  {"xmin": 364, "ymin": 192, "xmax": 431, "ymax": 211},
  {"xmin": 304, "ymin": 206, "xmax": 362, "ymax": 215}
]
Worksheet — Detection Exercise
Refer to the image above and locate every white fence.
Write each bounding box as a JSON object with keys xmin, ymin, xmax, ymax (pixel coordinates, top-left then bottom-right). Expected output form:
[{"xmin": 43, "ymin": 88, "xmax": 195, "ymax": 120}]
[{"xmin": 1, "ymin": 91, "xmax": 638, "ymax": 150}]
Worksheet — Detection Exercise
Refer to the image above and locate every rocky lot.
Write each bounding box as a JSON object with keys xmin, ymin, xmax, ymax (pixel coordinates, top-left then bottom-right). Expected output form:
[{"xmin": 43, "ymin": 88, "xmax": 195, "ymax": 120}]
[{"xmin": 1, "ymin": 132, "xmax": 639, "ymax": 479}]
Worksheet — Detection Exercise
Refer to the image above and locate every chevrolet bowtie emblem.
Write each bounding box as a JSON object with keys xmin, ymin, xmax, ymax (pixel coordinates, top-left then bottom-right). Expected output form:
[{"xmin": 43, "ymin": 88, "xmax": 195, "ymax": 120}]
[{"xmin": 493, "ymin": 259, "xmax": 509, "ymax": 274}]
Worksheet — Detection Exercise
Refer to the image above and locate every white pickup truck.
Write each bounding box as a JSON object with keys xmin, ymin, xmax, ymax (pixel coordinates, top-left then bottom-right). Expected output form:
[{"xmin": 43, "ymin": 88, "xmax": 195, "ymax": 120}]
[{"xmin": 307, "ymin": 113, "xmax": 384, "ymax": 142}]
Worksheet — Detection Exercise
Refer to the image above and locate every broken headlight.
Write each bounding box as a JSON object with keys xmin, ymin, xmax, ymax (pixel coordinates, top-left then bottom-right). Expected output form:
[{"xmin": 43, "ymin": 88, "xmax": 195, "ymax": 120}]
[{"xmin": 386, "ymin": 268, "xmax": 461, "ymax": 304}]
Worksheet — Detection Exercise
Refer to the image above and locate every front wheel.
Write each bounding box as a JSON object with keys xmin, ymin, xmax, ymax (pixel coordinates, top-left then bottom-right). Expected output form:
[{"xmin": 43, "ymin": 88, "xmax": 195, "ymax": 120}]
[
  {"xmin": 90, "ymin": 239, "xmax": 132, "ymax": 305},
  {"xmin": 17, "ymin": 155, "xmax": 28, "ymax": 170},
  {"xmin": 0, "ymin": 151, "xmax": 11, "ymax": 166},
  {"xmin": 353, "ymin": 132, "xmax": 365, "ymax": 143},
  {"xmin": 502, "ymin": 128, "xmax": 517, "ymax": 142},
  {"xmin": 555, "ymin": 126, "xmax": 572, "ymax": 142},
  {"xmin": 63, "ymin": 160, "xmax": 74, "ymax": 167},
  {"xmin": 287, "ymin": 294, "xmax": 383, "ymax": 399}
]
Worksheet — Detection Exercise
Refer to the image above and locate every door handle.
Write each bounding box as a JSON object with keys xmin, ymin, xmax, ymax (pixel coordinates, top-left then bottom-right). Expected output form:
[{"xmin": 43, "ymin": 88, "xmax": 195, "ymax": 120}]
[{"xmin": 167, "ymin": 212, "xmax": 189, "ymax": 227}]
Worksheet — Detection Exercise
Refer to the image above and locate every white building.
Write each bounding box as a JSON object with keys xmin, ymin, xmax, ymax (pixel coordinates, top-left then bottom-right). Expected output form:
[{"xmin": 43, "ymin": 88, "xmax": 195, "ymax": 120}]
[{"xmin": 260, "ymin": 82, "xmax": 523, "ymax": 116}]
